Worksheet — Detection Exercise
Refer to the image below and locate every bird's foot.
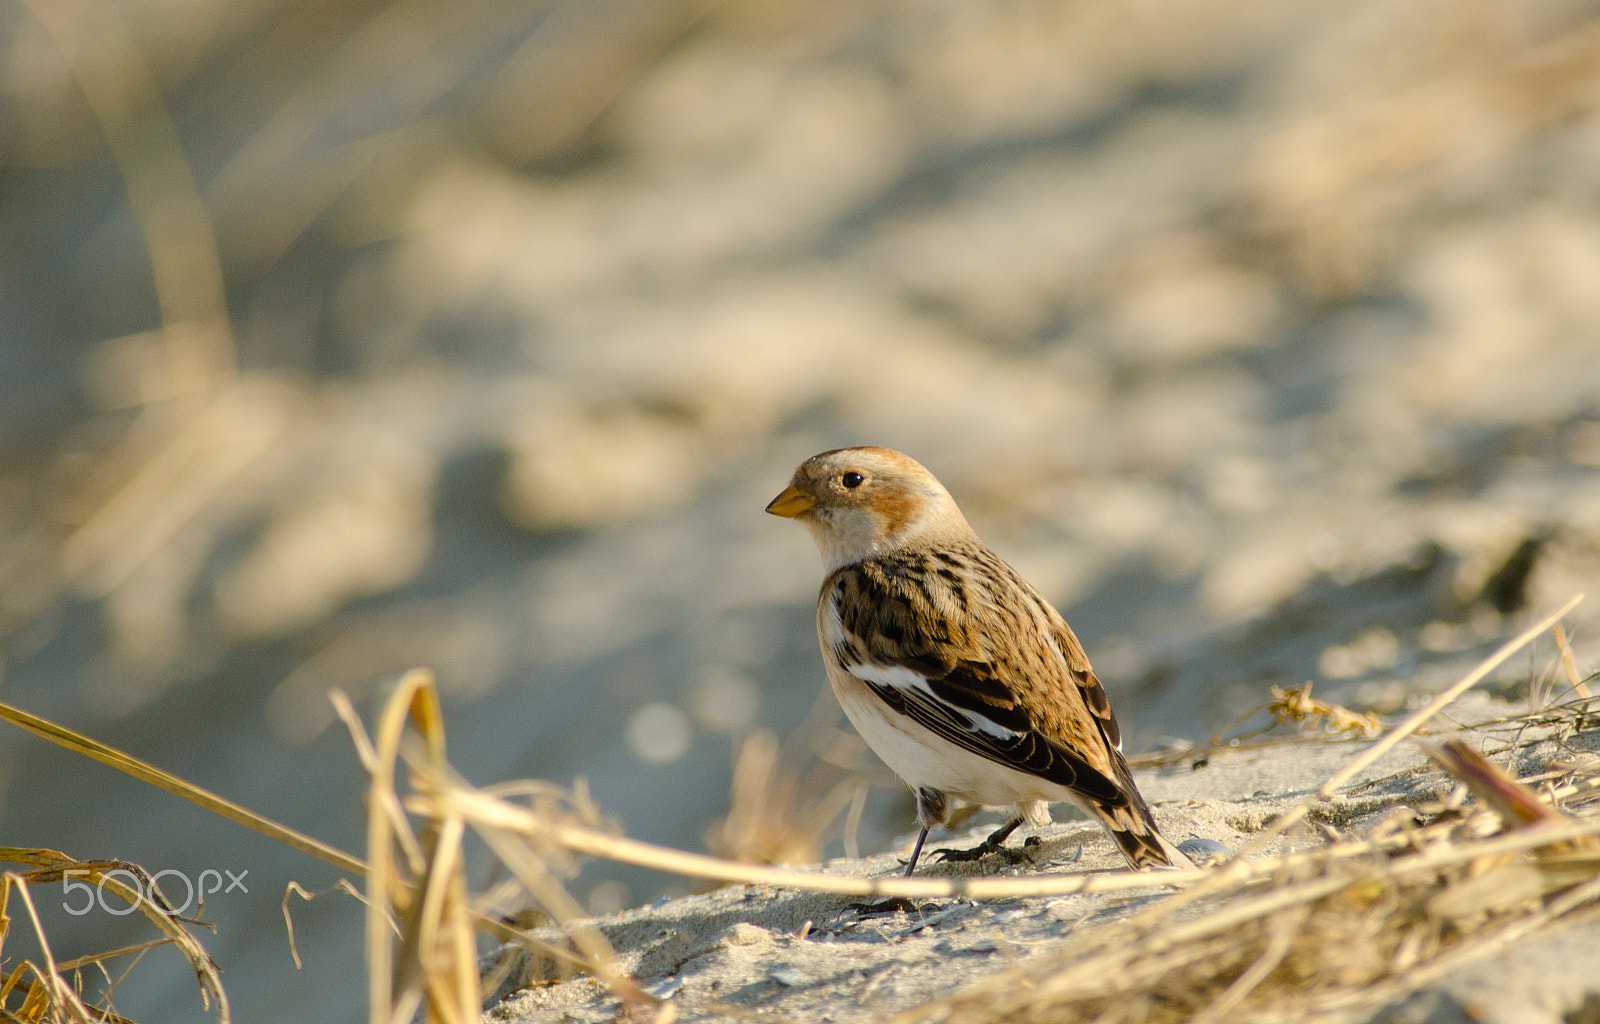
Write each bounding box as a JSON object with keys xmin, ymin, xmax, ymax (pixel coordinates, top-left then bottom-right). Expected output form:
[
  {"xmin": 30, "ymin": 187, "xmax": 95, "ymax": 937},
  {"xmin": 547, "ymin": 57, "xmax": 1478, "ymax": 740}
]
[
  {"xmin": 934, "ymin": 834, "xmax": 1040, "ymax": 866},
  {"xmin": 842, "ymin": 897, "xmax": 920, "ymax": 917}
]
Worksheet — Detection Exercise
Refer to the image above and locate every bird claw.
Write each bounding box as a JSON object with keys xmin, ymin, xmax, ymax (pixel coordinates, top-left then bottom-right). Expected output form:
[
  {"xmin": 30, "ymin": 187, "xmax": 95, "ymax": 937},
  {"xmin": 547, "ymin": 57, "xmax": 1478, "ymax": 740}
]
[
  {"xmin": 843, "ymin": 897, "xmax": 920, "ymax": 917},
  {"xmin": 934, "ymin": 835, "xmax": 1039, "ymax": 866}
]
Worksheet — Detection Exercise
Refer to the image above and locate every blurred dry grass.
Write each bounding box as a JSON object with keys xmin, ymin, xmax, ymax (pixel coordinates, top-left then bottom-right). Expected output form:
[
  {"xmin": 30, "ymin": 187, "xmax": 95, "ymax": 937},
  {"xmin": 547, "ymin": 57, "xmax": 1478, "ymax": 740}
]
[{"xmin": 706, "ymin": 707, "xmax": 880, "ymax": 868}]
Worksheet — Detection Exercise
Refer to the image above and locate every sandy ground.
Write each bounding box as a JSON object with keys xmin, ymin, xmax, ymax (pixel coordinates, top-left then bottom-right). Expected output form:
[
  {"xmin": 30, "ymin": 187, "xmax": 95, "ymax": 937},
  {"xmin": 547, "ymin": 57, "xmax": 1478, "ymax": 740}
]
[{"xmin": 482, "ymin": 691, "xmax": 1600, "ymax": 1024}]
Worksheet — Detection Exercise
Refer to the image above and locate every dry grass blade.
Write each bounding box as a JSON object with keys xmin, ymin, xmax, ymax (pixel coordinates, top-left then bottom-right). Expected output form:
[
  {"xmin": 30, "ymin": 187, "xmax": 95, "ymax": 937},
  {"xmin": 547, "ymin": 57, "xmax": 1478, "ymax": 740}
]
[
  {"xmin": 0, "ymin": 676, "xmax": 582, "ymax": 1021},
  {"xmin": 875, "ymin": 628, "xmax": 1600, "ymax": 1024},
  {"xmin": 2, "ymin": 857, "xmax": 228, "ymax": 1024},
  {"xmin": 344, "ymin": 668, "xmax": 477, "ymax": 1024},
  {"xmin": 473, "ymin": 822, "xmax": 667, "ymax": 1023},
  {"xmin": 401, "ymin": 681, "xmax": 477, "ymax": 1024},
  {"xmin": 282, "ymin": 880, "xmax": 371, "ymax": 971},
  {"xmin": 330, "ymin": 690, "xmax": 586, "ymax": 979},
  {"xmin": 388, "ymin": 706, "xmax": 670, "ymax": 1020},
  {"xmin": 1422, "ymin": 739, "xmax": 1600, "ymax": 913},
  {"xmin": 1316, "ymin": 596, "xmax": 1582, "ymax": 793},
  {"xmin": 1424, "ymin": 739, "xmax": 1575, "ymax": 835},
  {"xmin": 338, "ymin": 671, "xmax": 666, "ymax": 1024},
  {"xmin": 888, "ymin": 795, "xmax": 1600, "ymax": 1023},
  {"xmin": 0, "ymin": 700, "xmax": 375, "ymax": 1023},
  {"xmin": 1238, "ymin": 594, "xmax": 1582, "ymax": 856},
  {"xmin": 435, "ymin": 779, "xmax": 1206, "ymax": 900},
  {"xmin": 4, "ymin": 876, "xmax": 97, "ymax": 1024},
  {"xmin": 1071, "ymin": 595, "xmax": 1586, "ymax": 970},
  {"xmin": 1553, "ymin": 624, "xmax": 1593, "ymax": 699},
  {"xmin": 1, "ymin": 851, "xmax": 228, "ymax": 1017},
  {"xmin": 0, "ymin": 701, "xmax": 366, "ymax": 878}
]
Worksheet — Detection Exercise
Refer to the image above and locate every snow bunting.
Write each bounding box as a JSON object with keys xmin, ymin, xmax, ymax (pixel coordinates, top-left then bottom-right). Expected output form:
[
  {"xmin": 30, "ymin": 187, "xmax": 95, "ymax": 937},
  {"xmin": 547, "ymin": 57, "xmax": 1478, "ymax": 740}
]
[{"xmin": 767, "ymin": 446, "xmax": 1190, "ymax": 875}]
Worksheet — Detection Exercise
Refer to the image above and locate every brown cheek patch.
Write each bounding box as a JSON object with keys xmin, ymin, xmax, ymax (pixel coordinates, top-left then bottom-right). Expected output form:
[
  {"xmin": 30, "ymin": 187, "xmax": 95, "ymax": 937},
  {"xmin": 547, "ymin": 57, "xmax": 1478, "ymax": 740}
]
[{"xmin": 871, "ymin": 488, "xmax": 919, "ymax": 540}]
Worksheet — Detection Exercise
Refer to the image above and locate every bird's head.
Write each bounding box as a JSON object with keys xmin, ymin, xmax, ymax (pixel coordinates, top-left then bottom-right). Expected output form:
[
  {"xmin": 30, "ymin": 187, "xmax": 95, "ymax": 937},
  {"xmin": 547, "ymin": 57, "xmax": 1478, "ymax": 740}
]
[{"xmin": 766, "ymin": 446, "xmax": 970, "ymax": 571}]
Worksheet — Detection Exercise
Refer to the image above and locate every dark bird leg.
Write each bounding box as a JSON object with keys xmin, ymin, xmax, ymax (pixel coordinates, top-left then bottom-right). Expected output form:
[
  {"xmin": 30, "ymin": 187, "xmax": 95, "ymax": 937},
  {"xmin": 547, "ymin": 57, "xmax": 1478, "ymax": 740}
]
[
  {"xmin": 903, "ymin": 786, "xmax": 950, "ymax": 874},
  {"xmin": 847, "ymin": 789, "xmax": 947, "ymax": 916},
  {"xmin": 935, "ymin": 814, "xmax": 1034, "ymax": 865},
  {"xmin": 903, "ymin": 826, "xmax": 930, "ymax": 877}
]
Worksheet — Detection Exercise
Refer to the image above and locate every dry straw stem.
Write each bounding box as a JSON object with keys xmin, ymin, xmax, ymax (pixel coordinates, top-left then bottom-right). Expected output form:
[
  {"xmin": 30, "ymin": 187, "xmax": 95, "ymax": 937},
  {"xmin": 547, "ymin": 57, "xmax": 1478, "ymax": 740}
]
[
  {"xmin": 282, "ymin": 879, "xmax": 368, "ymax": 971},
  {"xmin": 386, "ymin": 593, "xmax": 1586, "ymax": 1020},
  {"xmin": 430, "ymin": 778, "xmax": 1203, "ymax": 900},
  {"xmin": 2, "ymin": 876, "xmax": 97, "ymax": 1024},
  {"xmin": 890, "ymin": 743, "xmax": 1600, "ymax": 1023},
  {"xmin": 0, "ymin": 683, "xmax": 584, "ymax": 1018},
  {"xmin": 1, "ymin": 602, "xmax": 1584, "ymax": 1022},
  {"xmin": 1237, "ymin": 594, "xmax": 1583, "ymax": 858},
  {"xmin": 345, "ymin": 670, "xmax": 477, "ymax": 1024},
  {"xmin": 0, "ymin": 700, "xmax": 355, "ymax": 1022},
  {"xmin": 1313, "ymin": 596, "xmax": 1582, "ymax": 799},
  {"xmin": 368, "ymin": 707, "xmax": 668, "ymax": 1021},
  {"xmin": 0, "ymin": 850, "xmax": 228, "ymax": 1024},
  {"xmin": 1553, "ymin": 623, "xmax": 1593, "ymax": 699},
  {"xmin": 1066, "ymin": 593, "xmax": 1587, "ymax": 971},
  {"xmin": 0, "ymin": 700, "xmax": 366, "ymax": 879},
  {"xmin": 474, "ymin": 814, "xmax": 665, "ymax": 1022},
  {"xmin": 409, "ymin": 596, "xmax": 1588, "ymax": 905},
  {"xmin": 335, "ymin": 671, "xmax": 668, "ymax": 1024}
]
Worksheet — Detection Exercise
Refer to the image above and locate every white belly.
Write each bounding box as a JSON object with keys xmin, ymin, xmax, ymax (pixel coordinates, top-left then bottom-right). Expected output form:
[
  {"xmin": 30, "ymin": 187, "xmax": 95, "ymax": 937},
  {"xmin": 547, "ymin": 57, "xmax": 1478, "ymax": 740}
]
[{"xmin": 832, "ymin": 669, "xmax": 1070, "ymax": 814}]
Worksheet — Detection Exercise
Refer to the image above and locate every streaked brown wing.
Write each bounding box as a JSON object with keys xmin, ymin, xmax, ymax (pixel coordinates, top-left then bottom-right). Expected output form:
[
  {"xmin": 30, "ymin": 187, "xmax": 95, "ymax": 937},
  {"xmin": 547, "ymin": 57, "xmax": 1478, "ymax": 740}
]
[
  {"xmin": 1050, "ymin": 619, "xmax": 1122, "ymax": 751},
  {"xmin": 827, "ymin": 551, "xmax": 1133, "ymax": 808},
  {"xmin": 859, "ymin": 663, "xmax": 1128, "ymax": 807}
]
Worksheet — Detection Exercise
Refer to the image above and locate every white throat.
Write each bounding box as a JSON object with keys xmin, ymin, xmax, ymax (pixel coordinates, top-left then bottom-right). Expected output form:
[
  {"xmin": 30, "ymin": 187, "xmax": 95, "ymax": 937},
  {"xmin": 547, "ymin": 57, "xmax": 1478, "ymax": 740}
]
[{"xmin": 804, "ymin": 491, "xmax": 964, "ymax": 573}]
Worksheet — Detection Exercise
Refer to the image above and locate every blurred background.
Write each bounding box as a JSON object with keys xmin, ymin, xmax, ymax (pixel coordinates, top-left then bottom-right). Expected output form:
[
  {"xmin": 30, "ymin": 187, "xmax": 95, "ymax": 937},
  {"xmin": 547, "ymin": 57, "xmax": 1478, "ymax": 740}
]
[{"xmin": 4, "ymin": 0, "xmax": 1600, "ymax": 1019}]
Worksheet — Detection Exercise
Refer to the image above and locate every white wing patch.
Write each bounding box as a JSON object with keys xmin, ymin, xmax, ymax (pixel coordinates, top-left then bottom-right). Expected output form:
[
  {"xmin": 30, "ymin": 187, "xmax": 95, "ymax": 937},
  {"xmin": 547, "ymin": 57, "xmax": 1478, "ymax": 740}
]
[
  {"xmin": 823, "ymin": 593, "xmax": 848, "ymax": 649},
  {"xmin": 846, "ymin": 660, "xmax": 934, "ymax": 692},
  {"xmin": 844, "ymin": 660, "xmax": 1022, "ymax": 741},
  {"xmin": 826, "ymin": 585, "xmax": 1023, "ymax": 742}
]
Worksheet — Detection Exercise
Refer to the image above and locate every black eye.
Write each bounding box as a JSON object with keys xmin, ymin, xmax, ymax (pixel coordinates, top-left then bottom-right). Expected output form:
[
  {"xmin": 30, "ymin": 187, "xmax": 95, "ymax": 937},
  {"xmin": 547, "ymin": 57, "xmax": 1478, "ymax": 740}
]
[{"xmin": 841, "ymin": 472, "xmax": 864, "ymax": 489}]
